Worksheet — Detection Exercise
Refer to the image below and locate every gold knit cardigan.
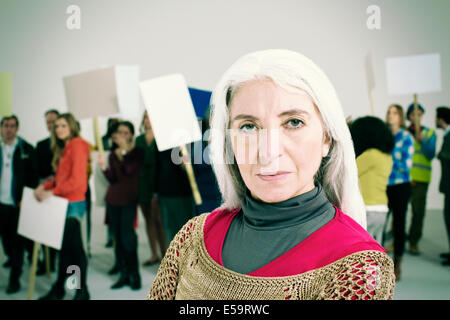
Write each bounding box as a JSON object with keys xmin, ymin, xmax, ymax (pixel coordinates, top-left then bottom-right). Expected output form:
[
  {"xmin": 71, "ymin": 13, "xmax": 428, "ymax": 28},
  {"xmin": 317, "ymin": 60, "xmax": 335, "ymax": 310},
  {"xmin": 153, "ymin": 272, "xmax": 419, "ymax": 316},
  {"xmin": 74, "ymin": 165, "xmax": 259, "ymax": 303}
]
[{"xmin": 147, "ymin": 213, "xmax": 396, "ymax": 300}]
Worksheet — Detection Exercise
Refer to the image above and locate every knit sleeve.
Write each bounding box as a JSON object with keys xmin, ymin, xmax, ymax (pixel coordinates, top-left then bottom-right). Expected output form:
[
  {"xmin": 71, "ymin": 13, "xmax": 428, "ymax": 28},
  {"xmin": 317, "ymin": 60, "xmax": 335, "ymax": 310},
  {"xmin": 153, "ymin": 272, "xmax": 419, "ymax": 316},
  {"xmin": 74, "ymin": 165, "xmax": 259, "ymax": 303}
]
[
  {"xmin": 146, "ymin": 215, "xmax": 202, "ymax": 300},
  {"xmin": 317, "ymin": 250, "xmax": 395, "ymax": 300}
]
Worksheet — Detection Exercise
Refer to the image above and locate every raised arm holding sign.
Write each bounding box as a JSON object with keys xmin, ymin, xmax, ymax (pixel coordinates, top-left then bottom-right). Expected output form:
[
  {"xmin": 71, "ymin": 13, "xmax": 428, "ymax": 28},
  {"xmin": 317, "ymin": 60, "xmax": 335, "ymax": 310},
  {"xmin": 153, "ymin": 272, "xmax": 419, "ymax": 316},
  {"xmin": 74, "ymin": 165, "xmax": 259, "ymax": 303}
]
[{"xmin": 139, "ymin": 73, "xmax": 203, "ymax": 205}]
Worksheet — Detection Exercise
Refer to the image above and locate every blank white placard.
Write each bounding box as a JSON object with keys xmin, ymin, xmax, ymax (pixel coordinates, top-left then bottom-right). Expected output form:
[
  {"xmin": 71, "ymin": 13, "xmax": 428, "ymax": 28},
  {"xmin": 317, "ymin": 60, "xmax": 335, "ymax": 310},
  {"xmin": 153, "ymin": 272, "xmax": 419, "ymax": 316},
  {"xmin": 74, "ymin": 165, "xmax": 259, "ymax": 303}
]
[
  {"xmin": 139, "ymin": 73, "xmax": 202, "ymax": 151},
  {"xmin": 17, "ymin": 187, "xmax": 68, "ymax": 250},
  {"xmin": 115, "ymin": 66, "xmax": 141, "ymax": 119},
  {"xmin": 386, "ymin": 53, "xmax": 441, "ymax": 95},
  {"xmin": 64, "ymin": 65, "xmax": 141, "ymax": 120}
]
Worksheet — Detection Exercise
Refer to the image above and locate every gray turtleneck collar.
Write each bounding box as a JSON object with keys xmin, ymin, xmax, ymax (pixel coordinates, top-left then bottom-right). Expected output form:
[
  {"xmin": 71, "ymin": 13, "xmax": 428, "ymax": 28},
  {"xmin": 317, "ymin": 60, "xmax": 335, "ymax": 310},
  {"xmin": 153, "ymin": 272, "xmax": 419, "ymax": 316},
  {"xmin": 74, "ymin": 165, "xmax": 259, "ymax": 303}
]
[{"xmin": 221, "ymin": 184, "xmax": 335, "ymax": 274}]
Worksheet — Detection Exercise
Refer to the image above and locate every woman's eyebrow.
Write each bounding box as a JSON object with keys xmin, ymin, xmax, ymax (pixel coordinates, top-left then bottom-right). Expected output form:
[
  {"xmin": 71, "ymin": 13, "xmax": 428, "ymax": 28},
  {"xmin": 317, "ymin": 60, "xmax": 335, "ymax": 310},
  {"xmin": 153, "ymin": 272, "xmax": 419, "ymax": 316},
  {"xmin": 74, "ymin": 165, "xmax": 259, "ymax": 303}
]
[
  {"xmin": 231, "ymin": 114, "xmax": 259, "ymax": 123},
  {"xmin": 278, "ymin": 108, "xmax": 310, "ymax": 118},
  {"xmin": 231, "ymin": 108, "xmax": 310, "ymax": 123}
]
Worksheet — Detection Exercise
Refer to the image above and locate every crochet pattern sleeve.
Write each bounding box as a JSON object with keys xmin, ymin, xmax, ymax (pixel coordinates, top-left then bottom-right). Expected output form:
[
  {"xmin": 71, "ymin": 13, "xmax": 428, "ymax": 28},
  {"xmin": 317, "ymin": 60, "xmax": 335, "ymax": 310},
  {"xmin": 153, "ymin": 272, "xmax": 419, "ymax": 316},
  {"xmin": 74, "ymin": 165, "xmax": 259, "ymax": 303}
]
[
  {"xmin": 316, "ymin": 250, "xmax": 396, "ymax": 300},
  {"xmin": 146, "ymin": 215, "xmax": 200, "ymax": 300}
]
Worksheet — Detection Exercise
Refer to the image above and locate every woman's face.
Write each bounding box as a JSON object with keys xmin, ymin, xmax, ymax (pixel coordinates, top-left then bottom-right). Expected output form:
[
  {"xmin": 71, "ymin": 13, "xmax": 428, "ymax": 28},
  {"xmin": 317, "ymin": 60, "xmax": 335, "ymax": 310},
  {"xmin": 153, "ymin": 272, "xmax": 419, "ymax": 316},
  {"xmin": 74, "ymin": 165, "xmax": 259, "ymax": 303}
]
[
  {"xmin": 54, "ymin": 118, "xmax": 71, "ymax": 141},
  {"xmin": 387, "ymin": 106, "xmax": 401, "ymax": 127},
  {"xmin": 115, "ymin": 124, "xmax": 133, "ymax": 144},
  {"xmin": 229, "ymin": 79, "xmax": 330, "ymax": 203}
]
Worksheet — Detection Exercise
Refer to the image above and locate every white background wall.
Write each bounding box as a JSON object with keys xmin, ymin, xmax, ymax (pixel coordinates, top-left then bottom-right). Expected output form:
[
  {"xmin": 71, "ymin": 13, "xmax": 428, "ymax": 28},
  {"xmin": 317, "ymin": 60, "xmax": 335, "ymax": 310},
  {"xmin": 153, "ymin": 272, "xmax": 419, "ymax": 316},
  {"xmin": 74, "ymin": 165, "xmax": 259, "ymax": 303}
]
[{"xmin": 1, "ymin": 0, "xmax": 449, "ymax": 209}]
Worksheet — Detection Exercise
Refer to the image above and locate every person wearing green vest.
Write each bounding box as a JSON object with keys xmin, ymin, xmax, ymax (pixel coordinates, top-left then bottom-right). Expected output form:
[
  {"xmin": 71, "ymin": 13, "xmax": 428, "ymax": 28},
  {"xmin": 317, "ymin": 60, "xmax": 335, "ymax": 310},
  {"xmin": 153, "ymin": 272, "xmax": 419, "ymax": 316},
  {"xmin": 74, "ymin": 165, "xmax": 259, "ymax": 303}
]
[{"xmin": 406, "ymin": 103, "xmax": 437, "ymax": 255}]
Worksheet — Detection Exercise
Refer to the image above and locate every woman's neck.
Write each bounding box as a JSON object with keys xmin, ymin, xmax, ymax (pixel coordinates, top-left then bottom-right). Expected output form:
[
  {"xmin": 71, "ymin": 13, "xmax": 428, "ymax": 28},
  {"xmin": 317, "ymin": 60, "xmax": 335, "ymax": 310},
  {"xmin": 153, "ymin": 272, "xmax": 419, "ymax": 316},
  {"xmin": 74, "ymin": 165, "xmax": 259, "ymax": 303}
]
[{"xmin": 390, "ymin": 124, "xmax": 401, "ymax": 135}]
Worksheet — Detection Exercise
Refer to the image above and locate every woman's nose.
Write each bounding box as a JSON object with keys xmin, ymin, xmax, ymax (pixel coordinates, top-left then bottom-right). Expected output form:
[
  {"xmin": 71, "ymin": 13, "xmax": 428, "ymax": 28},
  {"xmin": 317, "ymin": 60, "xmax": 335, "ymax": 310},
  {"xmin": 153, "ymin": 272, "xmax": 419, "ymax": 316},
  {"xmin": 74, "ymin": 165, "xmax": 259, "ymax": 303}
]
[{"xmin": 257, "ymin": 128, "xmax": 280, "ymax": 165}]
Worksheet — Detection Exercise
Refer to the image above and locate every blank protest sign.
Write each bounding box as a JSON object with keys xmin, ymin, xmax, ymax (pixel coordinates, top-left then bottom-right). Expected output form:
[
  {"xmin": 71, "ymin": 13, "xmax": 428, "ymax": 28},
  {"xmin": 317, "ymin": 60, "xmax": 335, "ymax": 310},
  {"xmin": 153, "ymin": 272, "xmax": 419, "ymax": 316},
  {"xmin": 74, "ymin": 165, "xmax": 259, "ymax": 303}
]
[
  {"xmin": 386, "ymin": 53, "xmax": 441, "ymax": 95},
  {"xmin": 63, "ymin": 65, "xmax": 140, "ymax": 120},
  {"xmin": 18, "ymin": 188, "xmax": 68, "ymax": 250},
  {"xmin": 140, "ymin": 73, "xmax": 202, "ymax": 152}
]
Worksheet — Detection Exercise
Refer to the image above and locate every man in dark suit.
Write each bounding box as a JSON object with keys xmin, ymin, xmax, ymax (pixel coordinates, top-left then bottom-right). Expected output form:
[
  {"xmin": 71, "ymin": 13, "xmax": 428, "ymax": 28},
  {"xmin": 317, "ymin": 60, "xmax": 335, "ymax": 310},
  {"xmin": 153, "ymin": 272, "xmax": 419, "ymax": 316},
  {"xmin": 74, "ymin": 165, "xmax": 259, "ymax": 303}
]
[
  {"xmin": 0, "ymin": 115, "xmax": 39, "ymax": 293},
  {"xmin": 436, "ymin": 106, "xmax": 450, "ymax": 266},
  {"xmin": 35, "ymin": 109, "xmax": 59, "ymax": 274},
  {"xmin": 36, "ymin": 109, "xmax": 59, "ymax": 180}
]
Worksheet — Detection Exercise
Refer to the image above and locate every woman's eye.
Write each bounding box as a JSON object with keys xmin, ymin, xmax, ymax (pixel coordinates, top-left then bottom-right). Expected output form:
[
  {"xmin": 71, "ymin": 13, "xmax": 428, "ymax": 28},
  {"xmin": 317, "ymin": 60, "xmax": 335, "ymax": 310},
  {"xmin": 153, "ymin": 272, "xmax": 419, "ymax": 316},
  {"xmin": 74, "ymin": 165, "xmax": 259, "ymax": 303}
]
[
  {"xmin": 239, "ymin": 123, "xmax": 257, "ymax": 132},
  {"xmin": 285, "ymin": 118, "xmax": 304, "ymax": 129}
]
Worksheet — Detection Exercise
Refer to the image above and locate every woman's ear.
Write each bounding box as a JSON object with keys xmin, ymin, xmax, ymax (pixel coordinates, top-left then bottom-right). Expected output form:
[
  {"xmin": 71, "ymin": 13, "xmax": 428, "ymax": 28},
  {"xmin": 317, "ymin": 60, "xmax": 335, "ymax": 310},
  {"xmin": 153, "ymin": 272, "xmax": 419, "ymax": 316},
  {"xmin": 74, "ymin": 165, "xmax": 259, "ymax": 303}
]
[{"xmin": 322, "ymin": 132, "xmax": 331, "ymax": 158}]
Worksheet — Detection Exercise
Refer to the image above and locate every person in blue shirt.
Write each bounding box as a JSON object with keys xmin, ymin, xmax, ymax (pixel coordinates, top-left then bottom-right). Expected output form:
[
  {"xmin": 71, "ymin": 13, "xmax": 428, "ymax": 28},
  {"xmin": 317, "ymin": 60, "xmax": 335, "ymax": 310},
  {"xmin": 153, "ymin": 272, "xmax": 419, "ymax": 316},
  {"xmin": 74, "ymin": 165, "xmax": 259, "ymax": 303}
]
[{"xmin": 385, "ymin": 104, "xmax": 414, "ymax": 281}]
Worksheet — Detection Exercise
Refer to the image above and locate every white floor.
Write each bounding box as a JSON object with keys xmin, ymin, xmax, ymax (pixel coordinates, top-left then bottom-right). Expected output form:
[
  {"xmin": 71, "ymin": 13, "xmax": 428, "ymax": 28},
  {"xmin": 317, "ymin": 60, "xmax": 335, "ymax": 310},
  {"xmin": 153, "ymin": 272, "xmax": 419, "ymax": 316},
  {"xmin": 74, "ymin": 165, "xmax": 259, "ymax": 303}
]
[{"xmin": 0, "ymin": 204, "xmax": 449, "ymax": 300}]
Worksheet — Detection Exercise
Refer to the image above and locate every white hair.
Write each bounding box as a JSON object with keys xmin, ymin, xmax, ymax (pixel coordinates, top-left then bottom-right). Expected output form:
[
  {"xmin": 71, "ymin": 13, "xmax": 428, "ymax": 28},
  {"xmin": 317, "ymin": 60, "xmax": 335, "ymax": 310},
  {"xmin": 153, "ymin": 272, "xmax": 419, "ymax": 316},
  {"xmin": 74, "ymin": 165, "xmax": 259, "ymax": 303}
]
[{"xmin": 209, "ymin": 49, "xmax": 367, "ymax": 229}]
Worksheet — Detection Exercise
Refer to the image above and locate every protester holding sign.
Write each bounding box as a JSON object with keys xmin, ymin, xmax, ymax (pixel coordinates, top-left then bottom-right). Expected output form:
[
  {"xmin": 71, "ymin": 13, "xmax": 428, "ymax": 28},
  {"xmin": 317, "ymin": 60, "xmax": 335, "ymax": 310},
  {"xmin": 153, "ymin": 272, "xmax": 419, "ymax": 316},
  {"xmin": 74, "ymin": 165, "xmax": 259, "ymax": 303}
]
[
  {"xmin": 35, "ymin": 109, "xmax": 60, "ymax": 275},
  {"xmin": 405, "ymin": 103, "xmax": 437, "ymax": 255},
  {"xmin": 0, "ymin": 115, "xmax": 38, "ymax": 294},
  {"xmin": 35, "ymin": 113, "xmax": 91, "ymax": 300},
  {"xmin": 98, "ymin": 121, "xmax": 144, "ymax": 290},
  {"xmin": 136, "ymin": 111, "xmax": 167, "ymax": 266},
  {"xmin": 148, "ymin": 50, "xmax": 395, "ymax": 300}
]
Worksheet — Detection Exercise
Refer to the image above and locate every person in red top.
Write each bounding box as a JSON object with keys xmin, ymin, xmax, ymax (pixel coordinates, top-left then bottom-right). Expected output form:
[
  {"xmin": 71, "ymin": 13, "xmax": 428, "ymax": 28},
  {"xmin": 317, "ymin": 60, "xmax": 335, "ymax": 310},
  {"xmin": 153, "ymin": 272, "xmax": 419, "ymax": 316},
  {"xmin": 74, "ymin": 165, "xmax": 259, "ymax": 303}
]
[
  {"xmin": 34, "ymin": 113, "xmax": 91, "ymax": 300},
  {"xmin": 98, "ymin": 121, "xmax": 144, "ymax": 291}
]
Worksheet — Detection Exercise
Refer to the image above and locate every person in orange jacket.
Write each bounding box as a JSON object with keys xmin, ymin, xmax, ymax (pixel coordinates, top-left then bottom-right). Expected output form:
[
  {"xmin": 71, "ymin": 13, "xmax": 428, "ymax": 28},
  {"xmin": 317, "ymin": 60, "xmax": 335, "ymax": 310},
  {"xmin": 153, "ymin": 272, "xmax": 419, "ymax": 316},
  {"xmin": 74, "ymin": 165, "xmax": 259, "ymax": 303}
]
[{"xmin": 34, "ymin": 113, "xmax": 91, "ymax": 300}]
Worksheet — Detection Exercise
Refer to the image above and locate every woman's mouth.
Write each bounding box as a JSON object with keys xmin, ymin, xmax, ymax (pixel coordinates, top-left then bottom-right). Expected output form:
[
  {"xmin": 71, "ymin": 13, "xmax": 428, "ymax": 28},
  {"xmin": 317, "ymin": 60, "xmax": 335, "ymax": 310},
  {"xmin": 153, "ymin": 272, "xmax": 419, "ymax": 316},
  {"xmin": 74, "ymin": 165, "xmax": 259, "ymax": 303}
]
[{"xmin": 256, "ymin": 171, "xmax": 291, "ymax": 182}]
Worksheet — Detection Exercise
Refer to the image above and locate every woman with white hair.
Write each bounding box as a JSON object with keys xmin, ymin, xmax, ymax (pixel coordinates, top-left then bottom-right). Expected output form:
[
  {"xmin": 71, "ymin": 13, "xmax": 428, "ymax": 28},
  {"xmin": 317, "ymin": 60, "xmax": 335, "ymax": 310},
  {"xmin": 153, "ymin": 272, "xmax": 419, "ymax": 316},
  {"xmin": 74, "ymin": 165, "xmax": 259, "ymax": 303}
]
[{"xmin": 147, "ymin": 49, "xmax": 395, "ymax": 300}]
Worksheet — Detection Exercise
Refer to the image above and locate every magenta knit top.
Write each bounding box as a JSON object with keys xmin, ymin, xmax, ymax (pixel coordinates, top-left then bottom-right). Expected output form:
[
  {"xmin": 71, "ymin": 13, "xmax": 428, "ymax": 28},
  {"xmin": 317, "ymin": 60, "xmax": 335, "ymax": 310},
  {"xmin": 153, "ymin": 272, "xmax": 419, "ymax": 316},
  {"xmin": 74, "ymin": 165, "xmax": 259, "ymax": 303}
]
[{"xmin": 204, "ymin": 206, "xmax": 385, "ymax": 277}]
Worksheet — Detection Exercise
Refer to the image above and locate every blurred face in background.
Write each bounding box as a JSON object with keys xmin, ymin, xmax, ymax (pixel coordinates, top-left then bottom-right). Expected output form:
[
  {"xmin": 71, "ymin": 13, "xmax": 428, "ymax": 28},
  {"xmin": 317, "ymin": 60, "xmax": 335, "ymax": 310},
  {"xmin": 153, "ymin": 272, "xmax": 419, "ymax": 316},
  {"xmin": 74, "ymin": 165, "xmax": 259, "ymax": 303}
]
[
  {"xmin": 45, "ymin": 112, "xmax": 58, "ymax": 132},
  {"xmin": 115, "ymin": 124, "xmax": 133, "ymax": 145},
  {"xmin": 387, "ymin": 105, "xmax": 402, "ymax": 128},
  {"xmin": 54, "ymin": 118, "xmax": 71, "ymax": 141},
  {"xmin": 229, "ymin": 79, "xmax": 330, "ymax": 203},
  {"xmin": 408, "ymin": 108, "xmax": 423, "ymax": 124},
  {"xmin": 1, "ymin": 118, "xmax": 19, "ymax": 143}
]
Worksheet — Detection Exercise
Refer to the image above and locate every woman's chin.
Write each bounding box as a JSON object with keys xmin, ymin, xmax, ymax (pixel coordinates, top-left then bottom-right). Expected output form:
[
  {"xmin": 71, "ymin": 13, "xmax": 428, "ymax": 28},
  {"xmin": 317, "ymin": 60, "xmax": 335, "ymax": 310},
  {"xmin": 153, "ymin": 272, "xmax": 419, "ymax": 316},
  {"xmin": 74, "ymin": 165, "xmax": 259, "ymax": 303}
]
[{"xmin": 250, "ymin": 191, "xmax": 293, "ymax": 204}]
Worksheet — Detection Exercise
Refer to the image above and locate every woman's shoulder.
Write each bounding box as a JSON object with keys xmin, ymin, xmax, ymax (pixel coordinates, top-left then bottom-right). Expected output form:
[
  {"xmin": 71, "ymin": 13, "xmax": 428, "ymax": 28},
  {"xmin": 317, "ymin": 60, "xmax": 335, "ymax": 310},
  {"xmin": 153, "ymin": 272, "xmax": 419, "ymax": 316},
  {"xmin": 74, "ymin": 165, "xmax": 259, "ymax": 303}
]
[
  {"xmin": 65, "ymin": 137, "xmax": 90, "ymax": 154},
  {"xmin": 67, "ymin": 137, "xmax": 89, "ymax": 148},
  {"xmin": 400, "ymin": 128, "xmax": 414, "ymax": 142},
  {"xmin": 328, "ymin": 208, "xmax": 386, "ymax": 255},
  {"xmin": 135, "ymin": 134, "xmax": 146, "ymax": 146}
]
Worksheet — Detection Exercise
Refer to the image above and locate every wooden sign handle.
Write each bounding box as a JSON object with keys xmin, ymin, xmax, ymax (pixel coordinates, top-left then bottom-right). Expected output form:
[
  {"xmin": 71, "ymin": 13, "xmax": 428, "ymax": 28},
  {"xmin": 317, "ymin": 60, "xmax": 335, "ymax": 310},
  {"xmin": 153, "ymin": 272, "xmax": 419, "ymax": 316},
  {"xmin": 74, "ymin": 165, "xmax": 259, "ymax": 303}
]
[
  {"xmin": 27, "ymin": 242, "xmax": 40, "ymax": 300},
  {"xmin": 369, "ymin": 89, "xmax": 375, "ymax": 116},
  {"xmin": 180, "ymin": 145, "xmax": 202, "ymax": 206}
]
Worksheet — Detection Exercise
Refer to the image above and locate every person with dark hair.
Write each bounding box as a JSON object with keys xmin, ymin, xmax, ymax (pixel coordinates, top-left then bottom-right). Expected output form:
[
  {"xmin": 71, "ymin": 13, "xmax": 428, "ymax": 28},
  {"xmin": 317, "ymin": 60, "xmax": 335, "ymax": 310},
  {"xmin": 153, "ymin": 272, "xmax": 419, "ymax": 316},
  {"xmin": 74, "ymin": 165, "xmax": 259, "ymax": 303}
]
[
  {"xmin": 350, "ymin": 116, "xmax": 394, "ymax": 243},
  {"xmin": 35, "ymin": 109, "xmax": 60, "ymax": 275},
  {"xmin": 385, "ymin": 104, "xmax": 415, "ymax": 281},
  {"xmin": 0, "ymin": 115, "xmax": 39, "ymax": 294},
  {"xmin": 436, "ymin": 106, "xmax": 450, "ymax": 265},
  {"xmin": 35, "ymin": 113, "xmax": 91, "ymax": 300},
  {"xmin": 98, "ymin": 120, "xmax": 144, "ymax": 290},
  {"xmin": 406, "ymin": 103, "xmax": 437, "ymax": 255},
  {"xmin": 136, "ymin": 111, "xmax": 167, "ymax": 266},
  {"xmin": 101, "ymin": 118, "xmax": 120, "ymax": 248},
  {"xmin": 102, "ymin": 118, "xmax": 120, "ymax": 151}
]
